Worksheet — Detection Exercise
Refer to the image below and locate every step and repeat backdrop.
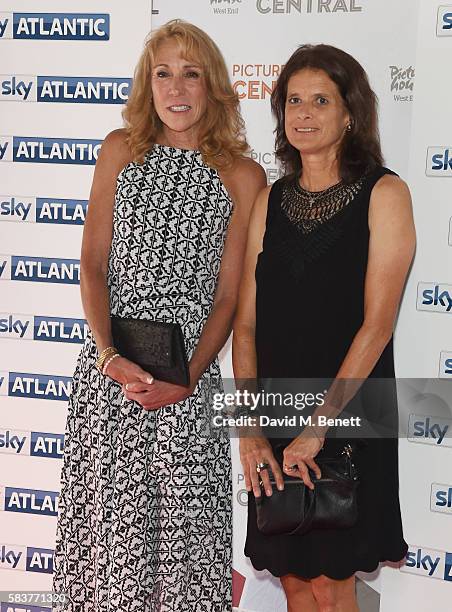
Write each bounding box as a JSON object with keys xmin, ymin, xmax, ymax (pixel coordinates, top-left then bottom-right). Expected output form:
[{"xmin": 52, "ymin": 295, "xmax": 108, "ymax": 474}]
[
  {"xmin": 0, "ymin": 0, "xmax": 451, "ymax": 610},
  {"xmin": 0, "ymin": 0, "xmax": 153, "ymax": 601}
]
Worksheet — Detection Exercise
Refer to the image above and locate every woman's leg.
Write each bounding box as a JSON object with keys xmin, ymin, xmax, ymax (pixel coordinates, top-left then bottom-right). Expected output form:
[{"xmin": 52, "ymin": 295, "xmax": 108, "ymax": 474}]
[
  {"xmin": 280, "ymin": 574, "xmax": 319, "ymax": 612},
  {"xmin": 310, "ymin": 574, "xmax": 359, "ymax": 612}
]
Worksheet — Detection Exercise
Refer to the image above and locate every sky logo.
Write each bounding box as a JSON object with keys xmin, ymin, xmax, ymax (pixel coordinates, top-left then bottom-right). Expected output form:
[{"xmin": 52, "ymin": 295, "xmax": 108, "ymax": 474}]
[
  {"xmin": 0, "ymin": 136, "xmax": 12, "ymax": 161},
  {"xmin": 0, "ymin": 75, "xmax": 35, "ymax": 101},
  {"xmin": 0, "ymin": 255, "xmax": 10, "ymax": 278},
  {"xmin": 0, "ymin": 255, "xmax": 80, "ymax": 284},
  {"xmin": 0, "ymin": 196, "xmax": 34, "ymax": 221},
  {"xmin": 417, "ymin": 282, "xmax": 452, "ymax": 313},
  {"xmin": 0, "ymin": 75, "xmax": 131, "ymax": 104},
  {"xmin": 0, "ymin": 371, "xmax": 8, "ymax": 396},
  {"xmin": 0, "ymin": 430, "xmax": 64, "ymax": 457},
  {"xmin": 439, "ymin": 351, "xmax": 452, "ymax": 379},
  {"xmin": 30, "ymin": 432, "xmax": 64, "ymax": 458},
  {"xmin": 402, "ymin": 546, "xmax": 452, "ymax": 582},
  {"xmin": 0, "ymin": 486, "xmax": 59, "ymax": 516},
  {"xmin": 0, "ymin": 136, "xmax": 102, "ymax": 165},
  {"xmin": 408, "ymin": 414, "xmax": 452, "ymax": 447},
  {"xmin": 0, "ymin": 430, "xmax": 28, "ymax": 454},
  {"xmin": 431, "ymin": 483, "xmax": 452, "ymax": 515},
  {"xmin": 8, "ymin": 372, "xmax": 71, "ymax": 401},
  {"xmin": 34, "ymin": 316, "xmax": 88, "ymax": 343},
  {"xmin": 0, "ymin": 313, "xmax": 87, "ymax": 343},
  {"xmin": 0, "ymin": 196, "xmax": 88, "ymax": 224},
  {"xmin": 0, "ymin": 13, "xmax": 109, "ymax": 40},
  {"xmin": 0, "ymin": 544, "xmax": 25, "ymax": 570},
  {"xmin": 0, "ymin": 314, "xmax": 32, "ymax": 339},
  {"xmin": 437, "ymin": 6, "xmax": 452, "ymax": 36},
  {"xmin": 426, "ymin": 147, "xmax": 452, "ymax": 176}
]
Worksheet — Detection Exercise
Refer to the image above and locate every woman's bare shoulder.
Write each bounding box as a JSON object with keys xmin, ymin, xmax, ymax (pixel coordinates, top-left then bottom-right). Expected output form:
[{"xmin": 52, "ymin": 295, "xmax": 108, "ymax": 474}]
[
  {"xmin": 220, "ymin": 156, "xmax": 267, "ymax": 208},
  {"xmin": 99, "ymin": 128, "xmax": 134, "ymax": 175},
  {"xmin": 230, "ymin": 155, "xmax": 266, "ymax": 184}
]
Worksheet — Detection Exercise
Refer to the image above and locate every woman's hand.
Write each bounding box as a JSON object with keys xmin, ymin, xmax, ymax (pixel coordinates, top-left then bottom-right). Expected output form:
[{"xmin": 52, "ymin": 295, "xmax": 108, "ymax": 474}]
[
  {"xmin": 283, "ymin": 428, "xmax": 325, "ymax": 490},
  {"xmin": 239, "ymin": 435, "xmax": 284, "ymax": 498},
  {"xmin": 122, "ymin": 379, "xmax": 193, "ymax": 411},
  {"xmin": 103, "ymin": 355, "xmax": 154, "ymax": 386}
]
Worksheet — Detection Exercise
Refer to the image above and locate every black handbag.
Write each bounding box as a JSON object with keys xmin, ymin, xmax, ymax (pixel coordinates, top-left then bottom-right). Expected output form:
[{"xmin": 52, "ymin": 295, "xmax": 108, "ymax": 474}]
[
  {"xmin": 255, "ymin": 444, "xmax": 359, "ymax": 536},
  {"xmin": 110, "ymin": 316, "xmax": 190, "ymax": 387}
]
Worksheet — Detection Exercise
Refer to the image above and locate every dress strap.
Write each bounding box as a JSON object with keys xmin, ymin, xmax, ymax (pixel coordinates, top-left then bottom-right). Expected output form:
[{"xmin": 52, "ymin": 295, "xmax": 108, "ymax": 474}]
[{"xmin": 367, "ymin": 166, "xmax": 398, "ymax": 191}]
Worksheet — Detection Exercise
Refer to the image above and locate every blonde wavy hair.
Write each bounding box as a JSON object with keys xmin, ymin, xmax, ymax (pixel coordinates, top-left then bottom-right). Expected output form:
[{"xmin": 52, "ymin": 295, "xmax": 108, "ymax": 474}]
[{"xmin": 122, "ymin": 20, "xmax": 248, "ymax": 170}]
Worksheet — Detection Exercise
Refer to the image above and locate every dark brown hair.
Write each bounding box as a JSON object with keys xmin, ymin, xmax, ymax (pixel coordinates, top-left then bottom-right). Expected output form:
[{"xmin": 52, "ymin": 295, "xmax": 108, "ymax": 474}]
[{"xmin": 271, "ymin": 44, "xmax": 383, "ymax": 183}]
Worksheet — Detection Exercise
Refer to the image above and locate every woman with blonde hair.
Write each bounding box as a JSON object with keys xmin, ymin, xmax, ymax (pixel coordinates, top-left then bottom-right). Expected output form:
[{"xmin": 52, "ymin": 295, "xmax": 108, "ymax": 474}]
[{"xmin": 53, "ymin": 20, "xmax": 265, "ymax": 611}]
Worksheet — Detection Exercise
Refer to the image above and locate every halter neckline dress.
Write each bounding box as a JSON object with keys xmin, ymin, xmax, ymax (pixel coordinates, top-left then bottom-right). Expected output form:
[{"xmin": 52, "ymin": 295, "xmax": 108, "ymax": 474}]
[{"xmin": 53, "ymin": 144, "xmax": 234, "ymax": 611}]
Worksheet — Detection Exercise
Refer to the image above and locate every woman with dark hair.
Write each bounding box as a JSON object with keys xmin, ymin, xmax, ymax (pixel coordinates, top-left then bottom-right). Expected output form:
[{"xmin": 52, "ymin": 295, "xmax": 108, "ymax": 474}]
[{"xmin": 233, "ymin": 44, "xmax": 415, "ymax": 611}]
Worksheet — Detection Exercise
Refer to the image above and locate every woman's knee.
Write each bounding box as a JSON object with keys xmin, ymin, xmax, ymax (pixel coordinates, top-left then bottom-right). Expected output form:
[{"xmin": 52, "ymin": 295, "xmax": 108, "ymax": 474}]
[
  {"xmin": 281, "ymin": 573, "xmax": 312, "ymax": 598},
  {"xmin": 311, "ymin": 575, "xmax": 355, "ymax": 611}
]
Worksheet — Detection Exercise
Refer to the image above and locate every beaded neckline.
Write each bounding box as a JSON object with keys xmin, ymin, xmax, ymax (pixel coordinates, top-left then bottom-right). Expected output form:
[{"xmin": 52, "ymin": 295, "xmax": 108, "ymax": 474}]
[
  {"xmin": 295, "ymin": 178, "xmax": 345, "ymax": 207},
  {"xmin": 281, "ymin": 174, "xmax": 365, "ymax": 233}
]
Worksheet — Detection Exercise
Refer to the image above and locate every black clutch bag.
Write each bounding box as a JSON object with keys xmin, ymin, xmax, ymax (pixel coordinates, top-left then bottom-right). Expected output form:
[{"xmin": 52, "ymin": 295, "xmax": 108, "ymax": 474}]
[
  {"xmin": 110, "ymin": 316, "xmax": 190, "ymax": 387},
  {"xmin": 255, "ymin": 444, "xmax": 359, "ymax": 536}
]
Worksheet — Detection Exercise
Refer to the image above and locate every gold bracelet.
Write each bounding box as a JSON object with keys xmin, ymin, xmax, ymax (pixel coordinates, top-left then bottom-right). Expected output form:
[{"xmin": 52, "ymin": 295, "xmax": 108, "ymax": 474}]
[{"xmin": 95, "ymin": 346, "xmax": 118, "ymax": 372}]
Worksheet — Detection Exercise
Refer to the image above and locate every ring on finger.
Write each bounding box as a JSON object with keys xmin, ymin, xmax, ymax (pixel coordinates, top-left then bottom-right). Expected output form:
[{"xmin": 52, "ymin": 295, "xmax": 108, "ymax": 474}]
[
  {"xmin": 283, "ymin": 463, "xmax": 298, "ymax": 472},
  {"xmin": 256, "ymin": 461, "xmax": 269, "ymax": 473}
]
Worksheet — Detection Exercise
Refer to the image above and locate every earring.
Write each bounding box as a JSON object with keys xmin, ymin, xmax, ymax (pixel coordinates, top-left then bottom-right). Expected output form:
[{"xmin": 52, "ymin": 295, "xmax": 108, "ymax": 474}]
[{"xmin": 346, "ymin": 123, "xmax": 352, "ymax": 132}]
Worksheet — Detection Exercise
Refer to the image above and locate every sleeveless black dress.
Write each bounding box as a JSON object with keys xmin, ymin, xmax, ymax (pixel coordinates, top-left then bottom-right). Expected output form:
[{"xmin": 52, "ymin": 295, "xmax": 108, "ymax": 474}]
[{"xmin": 245, "ymin": 166, "xmax": 408, "ymax": 579}]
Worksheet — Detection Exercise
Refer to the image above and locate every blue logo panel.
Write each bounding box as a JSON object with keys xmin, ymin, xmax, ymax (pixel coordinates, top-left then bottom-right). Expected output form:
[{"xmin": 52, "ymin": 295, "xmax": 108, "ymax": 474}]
[
  {"xmin": 9, "ymin": 372, "xmax": 71, "ymax": 401},
  {"xmin": 5, "ymin": 487, "xmax": 59, "ymax": 516},
  {"xmin": 13, "ymin": 13, "xmax": 109, "ymax": 40},
  {"xmin": 34, "ymin": 316, "xmax": 88, "ymax": 343},
  {"xmin": 13, "ymin": 137, "xmax": 101, "ymax": 165},
  {"xmin": 37, "ymin": 76, "xmax": 131, "ymax": 104},
  {"xmin": 11, "ymin": 256, "xmax": 80, "ymax": 284},
  {"xmin": 30, "ymin": 431, "xmax": 64, "ymax": 458},
  {"xmin": 26, "ymin": 547, "xmax": 54, "ymax": 573},
  {"xmin": 445, "ymin": 552, "xmax": 452, "ymax": 581},
  {"xmin": 36, "ymin": 198, "xmax": 87, "ymax": 224}
]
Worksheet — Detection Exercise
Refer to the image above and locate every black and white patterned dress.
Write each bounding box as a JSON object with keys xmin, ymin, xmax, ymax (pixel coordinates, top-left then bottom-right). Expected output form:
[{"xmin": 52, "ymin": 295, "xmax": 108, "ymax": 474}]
[{"xmin": 53, "ymin": 144, "xmax": 233, "ymax": 611}]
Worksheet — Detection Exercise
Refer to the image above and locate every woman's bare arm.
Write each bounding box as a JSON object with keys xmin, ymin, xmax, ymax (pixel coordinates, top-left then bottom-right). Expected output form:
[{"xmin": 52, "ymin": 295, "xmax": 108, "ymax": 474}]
[
  {"xmin": 311, "ymin": 174, "xmax": 416, "ymax": 426},
  {"xmin": 232, "ymin": 185, "xmax": 271, "ymax": 382},
  {"xmin": 232, "ymin": 185, "xmax": 285, "ymax": 497},
  {"xmin": 187, "ymin": 158, "xmax": 267, "ymax": 383},
  {"xmin": 283, "ymin": 174, "xmax": 416, "ymax": 486},
  {"xmin": 80, "ymin": 129, "xmax": 132, "ymax": 353},
  {"xmin": 79, "ymin": 129, "xmax": 153, "ymax": 384}
]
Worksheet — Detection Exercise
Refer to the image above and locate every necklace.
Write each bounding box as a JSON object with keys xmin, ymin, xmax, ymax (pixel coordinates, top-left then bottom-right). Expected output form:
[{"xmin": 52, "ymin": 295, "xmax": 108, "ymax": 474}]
[{"xmin": 297, "ymin": 178, "xmax": 344, "ymax": 207}]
